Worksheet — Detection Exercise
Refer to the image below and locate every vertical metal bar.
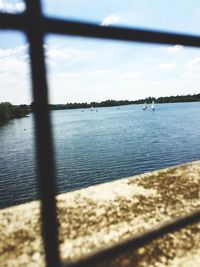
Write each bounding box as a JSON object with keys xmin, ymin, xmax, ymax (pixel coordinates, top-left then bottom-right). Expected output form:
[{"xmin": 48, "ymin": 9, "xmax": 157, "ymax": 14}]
[{"xmin": 25, "ymin": 1, "xmax": 61, "ymax": 266}]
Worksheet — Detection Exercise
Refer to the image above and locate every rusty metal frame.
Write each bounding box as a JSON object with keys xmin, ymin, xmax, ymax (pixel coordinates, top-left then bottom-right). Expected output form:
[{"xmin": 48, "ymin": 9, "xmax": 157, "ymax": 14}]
[{"xmin": 0, "ymin": 1, "xmax": 200, "ymax": 266}]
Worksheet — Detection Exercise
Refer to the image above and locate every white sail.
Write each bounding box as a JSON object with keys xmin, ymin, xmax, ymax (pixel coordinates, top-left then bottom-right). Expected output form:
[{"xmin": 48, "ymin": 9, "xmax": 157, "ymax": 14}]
[
  {"xmin": 142, "ymin": 102, "xmax": 147, "ymax": 110},
  {"xmin": 91, "ymin": 106, "xmax": 94, "ymax": 111},
  {"xmin": 151, "ymin": 101, "xmax": 155, "ymax": 110}
]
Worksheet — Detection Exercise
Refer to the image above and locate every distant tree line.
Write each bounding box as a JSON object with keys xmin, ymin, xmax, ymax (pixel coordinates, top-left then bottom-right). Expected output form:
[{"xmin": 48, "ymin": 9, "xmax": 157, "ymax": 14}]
[
  {"xmin": 1, "ymin": 93, "xmax": 200, "ymax": 122},
  {"xmin": 42, "ymin": 94, "xmax": 200, "ymax": 110},
  {"xmin": 0, "ymin": 102, "xmax": 31, "ymax": 123},
  {"xmin": 133, "ymin": 93, "xmax": 200, "ymax": 104},
  {"xmin": 31, "ymin": 100, "xmax": 134, "ymax": 111},
  {"xmin": 44, "ymin": 100, "xmax": 134, "ymax": 111}
]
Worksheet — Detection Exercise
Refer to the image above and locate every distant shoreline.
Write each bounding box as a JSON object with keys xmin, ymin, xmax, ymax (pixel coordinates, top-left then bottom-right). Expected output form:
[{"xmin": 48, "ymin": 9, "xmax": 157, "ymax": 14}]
[
  {"xmin": 48, "ymin": 100, "xmax": 200, "ymax": 113},
  {"xmin": 0, "ymin": 103, "xmax": 31, "ymax": 123},
  {"xmin": 1, "ymin": 93, "xmax": 200, "ymax": 117},
  {"xmin": 47, "ymin": 93, "xmax": 200, "ymax": 110}
]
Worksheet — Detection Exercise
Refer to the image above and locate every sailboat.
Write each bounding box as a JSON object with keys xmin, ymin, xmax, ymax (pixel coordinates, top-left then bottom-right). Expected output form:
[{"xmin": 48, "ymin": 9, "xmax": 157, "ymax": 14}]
[
  {"xmin": 151, "ymin": 100, "xmax": 155, "ymax": 111},
  {"xmin": 91, "ymin": 106, "xmax": 94, "ymax": 111},
  {"xmin": 142, "ymin": 102, "xmax": 147, "ymax": 110}
]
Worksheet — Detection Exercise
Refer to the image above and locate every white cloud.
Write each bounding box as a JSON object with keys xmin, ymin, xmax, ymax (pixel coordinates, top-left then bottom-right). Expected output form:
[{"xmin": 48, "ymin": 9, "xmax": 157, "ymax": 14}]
[
  {"xmin": 0, "ymin": 0, "xmax": 25, "ymax": 13},
  {"xmin": 0, "ymin": 44, "xmax": 28, "ymax": 58},
  {"xmin": 45, "ymin": 47, "xmax": 82, "ymax": 61},
  {"xmin": 0, "ymin": 44, "xmax": 30, "ymax": 104},
  {"xmin": 155, "ymin": 62, "xmax": 176, "ymax": 70},
  {"xmin": 184, "ymin": 57, "xmax": 200, "ymax": 70},
  {"xmin": 165, "ymin": 45, "xmax": 183, "ymax": 53},
  {"xmin": 0, "ymin": 40, "xmax": 199, "ymax": 104},
  {"xmin": 100, "ymin": 14, "xmax": 121, "ymax": 26},
  {"xmin": 184, "ymin": 57, "xmax": 200, "ymax": 80},
  {"xmin": 47, "ymin": 49, "xmax": 70, "ymax": 59}
]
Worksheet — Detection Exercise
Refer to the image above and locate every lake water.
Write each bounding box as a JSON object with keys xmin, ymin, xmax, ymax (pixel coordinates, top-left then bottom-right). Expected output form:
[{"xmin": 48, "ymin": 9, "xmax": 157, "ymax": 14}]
[{"xmin": 0, "ymin": 102, "xmax": 200, "ymax": 208}]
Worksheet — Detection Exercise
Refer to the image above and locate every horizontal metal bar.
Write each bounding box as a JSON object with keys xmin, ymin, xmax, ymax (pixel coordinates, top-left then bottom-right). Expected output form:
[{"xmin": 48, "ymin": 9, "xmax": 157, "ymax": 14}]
[
  {"xmin": 0, "ymin": 13, "xmax": 200, "ymax": 48},
  {"xmin": 0, "ymin": 13, "xmax": 25, "ymax": 30},
  {"xmin": 44, "ymin": 18, "xmax": 200, "ymax": 47},
  {"xmin": 63, "ymin": 208, "xmax": 200, "ymax": 267}
]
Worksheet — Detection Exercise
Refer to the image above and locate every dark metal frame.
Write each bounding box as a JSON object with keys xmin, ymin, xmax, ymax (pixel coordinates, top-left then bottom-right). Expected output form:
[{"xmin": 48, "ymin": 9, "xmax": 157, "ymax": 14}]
[{"xmin": 0, "ymin": 1, "xmax": 200, "ymax": 266}]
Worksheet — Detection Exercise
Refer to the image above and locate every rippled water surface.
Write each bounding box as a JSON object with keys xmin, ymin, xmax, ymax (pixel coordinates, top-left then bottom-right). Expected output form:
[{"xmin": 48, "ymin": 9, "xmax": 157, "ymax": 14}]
[{"xmin": 0, "ymin": 102, "xmax": 200, "ymax": 208}]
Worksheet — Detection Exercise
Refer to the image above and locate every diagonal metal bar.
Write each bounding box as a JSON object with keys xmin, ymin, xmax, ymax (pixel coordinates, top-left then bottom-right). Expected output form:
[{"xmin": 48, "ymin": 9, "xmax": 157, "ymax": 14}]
[
  {"xmin": 25, "ymin": 1, "xmax": 61, "ymax": 267},
  {"xmin": 44, "ymin": 18, "xmax": 200, "ymax": 48},
  {"xmin": 0, "ymin": 13, "xmax": 200, "ymax": 48},
  {"xmin": 63, "ymin": 208, "xmax": 200, "ymax": 267}
]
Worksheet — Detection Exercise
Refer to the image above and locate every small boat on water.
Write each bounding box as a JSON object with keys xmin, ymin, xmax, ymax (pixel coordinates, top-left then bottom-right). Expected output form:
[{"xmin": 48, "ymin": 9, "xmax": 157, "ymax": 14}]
[
  {"xmin": 142, "ymin": 102, "xmax": 147, "ymax": 110},
  {"xmin": 151, "ymin": 100, "xmax": 155, "ymax": 111},
  {"xmin": 91, "ymin": 106, "xmax": 94, "ymax": 111}
]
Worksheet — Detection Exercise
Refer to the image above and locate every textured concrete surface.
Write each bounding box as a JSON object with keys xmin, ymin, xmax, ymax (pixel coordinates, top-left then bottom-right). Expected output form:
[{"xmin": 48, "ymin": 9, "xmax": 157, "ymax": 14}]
[{"xmin": 1, "ymin": 161, "xmax": 200, "ymax": 267}]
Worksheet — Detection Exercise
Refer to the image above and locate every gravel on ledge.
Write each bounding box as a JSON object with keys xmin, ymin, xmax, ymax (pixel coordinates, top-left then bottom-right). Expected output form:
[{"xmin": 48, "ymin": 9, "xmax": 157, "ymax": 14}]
[{"xmin": 1, "ymin": 161, "xmax": 200, "ymax": 267}]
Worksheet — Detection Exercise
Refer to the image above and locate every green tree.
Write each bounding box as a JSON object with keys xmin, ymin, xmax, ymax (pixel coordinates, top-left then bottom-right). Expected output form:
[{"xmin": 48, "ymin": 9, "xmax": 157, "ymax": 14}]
[{"xmin": 0, "ymin": 102, "xmax": 12, "ymax": 122}]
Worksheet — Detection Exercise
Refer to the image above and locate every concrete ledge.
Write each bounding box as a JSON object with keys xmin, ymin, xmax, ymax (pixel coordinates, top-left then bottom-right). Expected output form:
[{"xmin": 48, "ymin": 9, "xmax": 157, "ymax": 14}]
[{"xmin": 1, "ymin": 161, "xmax": 200, "ymax": 266}]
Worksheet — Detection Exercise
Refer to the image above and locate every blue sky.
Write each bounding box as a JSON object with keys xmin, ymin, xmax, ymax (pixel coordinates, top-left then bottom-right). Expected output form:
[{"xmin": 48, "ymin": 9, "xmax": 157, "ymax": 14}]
[{"xmin": 0, "ymin": 0, "xmax": 200, "ymax": 104}]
